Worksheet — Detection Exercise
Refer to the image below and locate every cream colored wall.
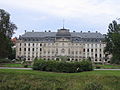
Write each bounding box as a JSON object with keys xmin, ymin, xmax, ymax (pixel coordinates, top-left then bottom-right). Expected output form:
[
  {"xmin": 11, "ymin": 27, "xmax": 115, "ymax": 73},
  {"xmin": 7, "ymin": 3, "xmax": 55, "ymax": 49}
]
[{"xmin": 16, "ymin": 39, "xmax": 107, "ymax": 62}]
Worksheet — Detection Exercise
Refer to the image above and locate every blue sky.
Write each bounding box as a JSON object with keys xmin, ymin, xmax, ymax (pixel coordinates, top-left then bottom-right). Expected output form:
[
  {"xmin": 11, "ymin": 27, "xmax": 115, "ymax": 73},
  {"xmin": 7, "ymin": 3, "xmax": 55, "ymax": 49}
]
[{"xmin": 0, "ymin": 0, "xmax": 120, "ymax": 37}]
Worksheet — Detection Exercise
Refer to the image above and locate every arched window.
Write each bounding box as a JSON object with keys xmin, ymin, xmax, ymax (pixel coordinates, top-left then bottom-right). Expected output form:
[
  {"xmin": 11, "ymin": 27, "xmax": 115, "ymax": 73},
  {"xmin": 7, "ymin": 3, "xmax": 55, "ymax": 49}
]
[{"xmin": 61, "ymin": 49, "xmax": 65, "ymax": 53}]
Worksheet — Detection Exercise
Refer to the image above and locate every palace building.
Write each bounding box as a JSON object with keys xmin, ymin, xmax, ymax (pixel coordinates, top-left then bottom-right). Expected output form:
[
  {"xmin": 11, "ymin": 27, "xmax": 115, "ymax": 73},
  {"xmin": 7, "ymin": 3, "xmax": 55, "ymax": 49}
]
[{"xmin": 16, "ymin": 28, "xmax": 108, "ymax": 63}]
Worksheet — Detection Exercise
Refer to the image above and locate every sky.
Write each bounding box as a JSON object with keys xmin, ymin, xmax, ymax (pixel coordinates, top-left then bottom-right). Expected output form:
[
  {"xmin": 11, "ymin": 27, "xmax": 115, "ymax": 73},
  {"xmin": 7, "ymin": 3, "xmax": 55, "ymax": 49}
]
[{"xmin": 0, "ymin": 0, "xmax": 120, "ymax": 37}]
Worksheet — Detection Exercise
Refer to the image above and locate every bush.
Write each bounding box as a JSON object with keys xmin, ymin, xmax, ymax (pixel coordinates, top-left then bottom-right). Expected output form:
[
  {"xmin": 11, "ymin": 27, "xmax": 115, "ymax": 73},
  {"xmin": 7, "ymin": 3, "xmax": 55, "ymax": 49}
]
[
  {"xmin": 33, "ymin": 59, "xmax": 93, "ymax": 73},
  {"xmin": 0, "ymin": 58, "xmax": 11, "ymax": 63},
  {"xmin": 24, "ymin": 64, "xmax": 28, "ymax": 68},
  {"xmin": 95, "ymin": 65, "xmax": 101, "ymax": 69}
]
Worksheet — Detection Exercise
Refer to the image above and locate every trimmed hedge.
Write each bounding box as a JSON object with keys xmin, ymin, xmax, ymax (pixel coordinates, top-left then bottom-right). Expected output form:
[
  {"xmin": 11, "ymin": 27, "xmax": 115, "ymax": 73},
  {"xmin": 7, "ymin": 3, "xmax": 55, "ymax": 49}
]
[{"xmin": 33, "ymin": 59, "xmax": 93, "ymax": 73}]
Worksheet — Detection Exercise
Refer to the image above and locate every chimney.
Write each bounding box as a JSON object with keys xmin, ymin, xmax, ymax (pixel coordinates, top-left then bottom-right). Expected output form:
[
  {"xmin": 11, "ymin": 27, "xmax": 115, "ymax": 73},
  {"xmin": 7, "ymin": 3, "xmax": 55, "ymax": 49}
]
[
  {"xmin": 81, "ymin": 31, "xmax": 82, "ymax": 33},
  {"xmin": 88, "ymin": 31, "xmax": 90, "ymax": 33},
  {"xmin": 73, "ymin": 31, "xmax": 75, "ymax": 32},
  {"xmin": 49, "ymin": 30, "xmax": 51, "ymax": 32},
  {"xmin": 32, "ymin": 30, "xmax": 34, "ymax": 32},
  {"xmin": 96, "ymin": 31, "xmax": 98, "ymax": 33},
  {"xmin": 25, "ymin": 30, "xmax": 26, "ymax": 33},
  {"xmin": 45, "ymin": 30, "xmax": 47, "ymax": 32}
]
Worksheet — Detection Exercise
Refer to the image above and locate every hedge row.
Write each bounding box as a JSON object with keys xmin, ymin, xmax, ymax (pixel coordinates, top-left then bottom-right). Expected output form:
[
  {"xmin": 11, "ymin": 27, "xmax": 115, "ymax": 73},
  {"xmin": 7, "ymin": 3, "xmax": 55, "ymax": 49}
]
[{"xmin": 32, "ymin": 59, "xmax": 93, "ymax": 73}]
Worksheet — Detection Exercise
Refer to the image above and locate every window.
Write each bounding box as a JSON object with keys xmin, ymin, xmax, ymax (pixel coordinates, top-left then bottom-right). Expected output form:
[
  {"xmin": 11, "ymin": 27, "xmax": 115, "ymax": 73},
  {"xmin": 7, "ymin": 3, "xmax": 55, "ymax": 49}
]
[
  {"xmin": 95, "ymin": 54, "xmax": 97, "ymax": 58},
  {"xmin": 33, "ymin": 43, "xmax": 34, "ymax": 46},
  {"xmin": 40, "ymin": 43, "xmax": 42, "ymax": 46},
  {"xmin": 24, "ymin": 43, "xmax": 26, "ymax": 46},
  {"xmin": 91, "ymin": 49, "xmax": 93, "ymax": 52},
  {"xmin": 40, "ymin": 48, "xmax": 42, "ymax": 51},
  {"xmin": 68, "ymin": 49, "xmax": 70, "ymax": 54},
  {"xmin": 28, "ymin": 43, "xmax": 30, "ymax": 46},
  {"xmin": 95, "ymin": 44, "xmax": 97, "ymax": 47},
  {"xmin": 32, "ymin": 48, "xmax": 34, "ymax": 51},
  {"xmin": 67, "ymin": 58, "xmax": 70, "ymax": 61},
  {"xmin": 75, "ymin": 59, "xmax": 78, "ymax": 61},
  {"xmin": 100, "ymin": 54, "xmax": 102, "ymax": 57},
  {"xmin": 19, "ymin": 48, "xmax": 21, "ymax": 51},
  {"xmin": 28, "ymin": 48, "xmax": 30, "ymax": 51},
  {"xmin": 95, "ymin": 49, "xmax": 97, "ymax": 52},
  {"xmin": 48, "ymin": 51, "xmax": 50, "ymax": 54},
  {"xmin": 24, "ymin": 48, "xmax": 26, "ymax": 51},
  {"xmin": 44, "ymin": 43, "xmax": 46, "ymax": 46},
  {"xmin": 61, "ymin": 49, "xmax": 65, "ymax": 53},
  {"xmin": 87, "ymin": 49, "xmax": 89, "ymax": 52},
  {"xmin": 87, "ymin": 44, "xmax": 89, "ymax": 47},
  {"xmin": 83, "ymin": 49, "xmax": 85, "ymax": 52},
  {"xmin": 56, "ymin": 58, "xmax": 59, "ymax": 61},
  {"xmin": 20, "ymin": 43, "xmax": 21, "ymax": 46},
  {"xmin": 91, "ymin": 44, "xmax": 93, "ymax": 47},
  {"xmin": 76, "ymin": 51, "xmax": 78, "ymax": 54}
]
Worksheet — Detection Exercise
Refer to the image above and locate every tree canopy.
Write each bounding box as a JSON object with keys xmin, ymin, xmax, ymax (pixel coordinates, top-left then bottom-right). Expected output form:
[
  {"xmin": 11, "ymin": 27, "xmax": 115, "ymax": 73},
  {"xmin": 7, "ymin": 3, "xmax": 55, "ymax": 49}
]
[
  {"xmin": 104, "ymin": 20, "xmax": 120, "ymax": 64},
  {"xmin": 0, "ymin": 9, "xmax": 17, "ymax": 59}
]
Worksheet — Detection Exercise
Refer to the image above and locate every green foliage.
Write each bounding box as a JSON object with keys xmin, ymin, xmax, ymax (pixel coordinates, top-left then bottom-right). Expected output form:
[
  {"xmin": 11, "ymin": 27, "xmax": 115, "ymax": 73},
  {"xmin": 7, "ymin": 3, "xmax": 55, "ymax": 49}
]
[
  {"xmin": 0, "ymin": 9, "xmax": 17, "ymax": 59},
  {"xmin": 95, "ymin": 65, "xmax": 101, "ymax": 69},
  {"xmin": 84, "ymin": 81, "xmax": 104, "ymax": 90},
  {"xmin": 0, "ymin": 58, "xmax": 11, "ymax": 63},
  {"xmin": 104, "ymin": 20, "xmax": 120, "ymax": 64},
  {"xmin": 0, "ymin": 69, "xmax": 120, "ymax": 90},
  {"xmin": 33, "ymin": 59, "xmax": 93, "ymax": 73}
]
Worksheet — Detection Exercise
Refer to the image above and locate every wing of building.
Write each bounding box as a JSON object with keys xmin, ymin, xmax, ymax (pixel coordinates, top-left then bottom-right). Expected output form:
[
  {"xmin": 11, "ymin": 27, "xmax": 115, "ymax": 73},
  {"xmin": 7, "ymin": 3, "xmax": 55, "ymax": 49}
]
[{"xmin": 16, "ymin": 28, "xmax": 109, "ymax": 63}]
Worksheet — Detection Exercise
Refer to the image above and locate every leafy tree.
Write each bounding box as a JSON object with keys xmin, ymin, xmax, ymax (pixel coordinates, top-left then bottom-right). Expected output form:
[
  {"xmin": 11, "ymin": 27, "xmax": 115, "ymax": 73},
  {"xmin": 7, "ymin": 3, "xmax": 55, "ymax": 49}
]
[
  {"xmin": 104, "ymin": 20, "xmax": 120, "ymax": 64},
  {"xmin": 0, "ymin": 9, "xmax": 17, "ymax": 59}
]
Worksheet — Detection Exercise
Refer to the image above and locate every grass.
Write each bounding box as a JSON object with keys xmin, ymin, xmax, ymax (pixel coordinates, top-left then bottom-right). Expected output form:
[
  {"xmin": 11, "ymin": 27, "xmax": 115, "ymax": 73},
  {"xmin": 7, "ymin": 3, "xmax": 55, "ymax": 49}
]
[
  {"xmin": 0, "ymin": 63, "xmax": 32, "ymax": 68},
  {"xmin": 0, "ymin": 69, "xmax": 120, "ymax": 90},
  {"xmin": 1, "ymin": 63, "xmax": 120, "ymax": 69},
  {"xmin": 94, "ymin": 64, "xmax": 120, "ymax": 69}
]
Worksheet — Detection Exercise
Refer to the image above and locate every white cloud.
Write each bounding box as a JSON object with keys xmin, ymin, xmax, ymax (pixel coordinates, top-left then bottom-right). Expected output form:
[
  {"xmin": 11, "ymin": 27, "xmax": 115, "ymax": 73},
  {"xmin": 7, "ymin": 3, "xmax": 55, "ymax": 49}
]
[
  {"xmin": 0, "ymin": 0, "xmax": 120, "ymax": 36},
  {"xmin": 0, "ymin": 0, "xmax": 120, "ymax": 18}
]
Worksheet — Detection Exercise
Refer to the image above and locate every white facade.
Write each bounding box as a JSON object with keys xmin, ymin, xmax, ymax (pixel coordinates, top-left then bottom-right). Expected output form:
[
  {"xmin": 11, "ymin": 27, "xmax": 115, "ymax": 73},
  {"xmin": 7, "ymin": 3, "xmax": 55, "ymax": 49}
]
[{"xmin": 16, "ymin": 28, "xmax": 108, "ymax": 63}]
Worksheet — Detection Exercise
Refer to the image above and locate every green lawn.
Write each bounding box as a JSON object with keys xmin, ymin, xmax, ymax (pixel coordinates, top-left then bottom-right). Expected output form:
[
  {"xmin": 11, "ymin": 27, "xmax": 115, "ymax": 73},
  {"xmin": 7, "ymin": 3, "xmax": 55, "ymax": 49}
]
[
  {"xmin": 0, "ymin": 69, "xmax": 120, "ymax": 90},
  {"xmin": 1, "ymin": 63, "xmax": 120, "ymax": 69},
  {"xmin": 94, "ymin": 64, "xmax": 120, "ymax": 69},
  {"xmin": 0, "ymin": 63, "xmax": 32, "ymax": 68}
]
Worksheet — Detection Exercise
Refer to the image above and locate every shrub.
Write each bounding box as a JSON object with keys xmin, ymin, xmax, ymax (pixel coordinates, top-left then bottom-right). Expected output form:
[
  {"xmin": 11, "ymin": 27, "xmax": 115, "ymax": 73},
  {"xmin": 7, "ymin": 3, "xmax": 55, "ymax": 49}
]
[
  {"xmin": 0, "ymin": 58, "xmax": 11, "ymax": 63},
  {"xmin": 24, "ymin": 64, "xmax": 28, "ymax": 68},
  {"xmin": 95, "ymin": 65, "xmax": 101, "ymax": 69},
  {"xmin": 33, "ymin": 59, "xmax": 93, "ymax": 73}
]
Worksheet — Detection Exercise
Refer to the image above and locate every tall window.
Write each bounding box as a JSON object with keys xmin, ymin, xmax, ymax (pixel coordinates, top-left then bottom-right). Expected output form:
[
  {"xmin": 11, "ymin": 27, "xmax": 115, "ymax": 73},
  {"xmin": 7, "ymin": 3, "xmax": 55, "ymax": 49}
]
[
  {"xmin": 95, "ymin": 54, "xmax": 97, "ymax": 58},
  {"xmin": 19, "ymin": 48, "xmax": 21, "ymax": 51},
  {"xmin": 61, "ymin": 49, "xmax": 65, "ymax": 53},
  {"xmin": 83, "ymin": 49, "xmax": 85, "ymax": 52},
  {"xmin": 40, "ymin": 48, "xmax": 42, "ymax": 51},
  {"xmin": 87, "ymin": 49, "xmax": 89, "ymax": 52},
  {"xmin": 40, "ymin": 43, "xmax": 42, "ymax": 46},
  {"xmin": 32, "ymin": 48, "xmax": 34, "ymax": 51},
  {"xmin": 28, "ymin": 48, "xmax": 30, "ymax": 51},
  {"xmin": 91, "ymin": 49, "xmax": 93, "ymax": 52}
]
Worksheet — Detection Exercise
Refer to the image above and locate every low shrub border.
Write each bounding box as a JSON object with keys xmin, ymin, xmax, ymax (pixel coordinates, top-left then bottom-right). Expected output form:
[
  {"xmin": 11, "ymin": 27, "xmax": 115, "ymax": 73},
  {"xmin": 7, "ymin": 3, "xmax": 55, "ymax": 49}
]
[{"xmin": 32, "ymin": 59, "xmax": 93, "ymax": 73}]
